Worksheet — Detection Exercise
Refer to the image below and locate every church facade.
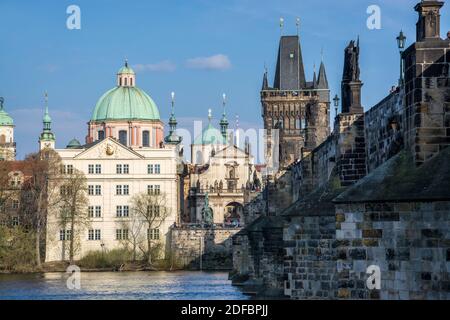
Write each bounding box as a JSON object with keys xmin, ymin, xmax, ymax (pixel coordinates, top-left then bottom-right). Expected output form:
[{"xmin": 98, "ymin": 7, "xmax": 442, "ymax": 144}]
[{"xmin": 43, "ymin": 63, "xmax": 182, "ymax": 262}]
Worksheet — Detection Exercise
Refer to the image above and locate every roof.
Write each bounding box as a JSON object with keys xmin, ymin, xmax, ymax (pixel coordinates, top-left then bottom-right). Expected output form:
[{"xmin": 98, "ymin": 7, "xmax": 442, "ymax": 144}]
[
  {"xmin": 317, "ymin": 61, "xmax": 328, "ymax": 89},
  {"xmin": 193, "ymin": 123, "xmax": 227, "ymax": 145},
  {"xmin": 334, "ymin": 147, "xmax": 450, "ymax": 203},
  {"xmin": 273, "ymin": 36, "xmax": 306, "ymax": 90},
  {"xmin": 91, "ymin": 86, "xmax": 160, "ymax": 122},
  {"xmin": 0, "ymin": 101, "xmax": 13, "ymax": 126},
  {"xmin": 66, "ymin": 138, "xmax": 82, "ymax": 149}
]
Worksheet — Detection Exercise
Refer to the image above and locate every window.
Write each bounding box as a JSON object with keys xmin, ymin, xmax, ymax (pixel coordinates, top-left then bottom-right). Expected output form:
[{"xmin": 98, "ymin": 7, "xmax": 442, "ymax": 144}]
[
  {"xmin": 89, "ymin": 206, "xmax": 102, "ymax": 218},
  {"xmin": 147, "ymin": 205, "xmax": 160, "ymax": 217},
  {"xmin": 88, "ymin": 229, "xmax": 101, "ymax": 240},
  {"xmin": 59, "ymin": 230, "xmax": 72, "ymax": 241},
  {"xmin": 88, "ymin": 164, "xmax": 94, "ymax": 174},
  {"xmin": 295, "ymin": 119, "xmax": 301, "ymax": 129},
  {"xmin": 119, "ymin": 130, "xmax": 127, "ymax": 146},
  {"xmin": 148, "ymin": 228, "xmax": 160, "ymax": 240},
  {"xmin": 142, "ymin": 130, "xmax": 150, "ymax": 147},
  {"xmin": 117, "ymin": 164, "xmax": 129, "ymax": 174},
  {"xmin": 116, "ymin": 205, "xmax": 129, "ymax": 217},
  {"xmin": 88, "ymin": 185, "xmax": 94, "ymax": 195},
  {"xmin": 62, "ymin": 164, "xmax": 74, "ymax": 174},
  {"xmin": 12, "ymin": 217, "xmax": 19, "ymax": 226},
  {"xmin": 116, "ymin": 185, "xmax": 130, "ymax": 195},
  {"xmin": 155, "ymin": 164, "xmax": 161, "ymax": 174},
  {"xmin": 154, "ymin": 185, "xmax": 161, "ymax": 195},
  {"xmin": 124, "ymin": 78, "xmax": 128, "ymax": 86},
  {"xmin": 98, "ymin": 130, "xmax": 105, "ymax": 140},
  {"xmin": 148, "ymin": 164, "xmax": 153, "ymax": 174},
  {"xmin": 116, "ymin": 229, "xmax": 129, "ymax": 240},
  {"xmin": 95, "ymin": 164, "xmax": 102, "ymax": 174},
  {"xmin": 95, "ymin": 185, "xmax": 102, "ymax": 195},
  {"xmin": 147, "ymin": 185, "xmax": 160, "ymax": 195},
  {"xmin": 89, "ymin": 185, "xmax": 101, "ymax": 195},
  {"xmin": 12, "ymin": 200, "xmax": 19, "ymax": 210}
]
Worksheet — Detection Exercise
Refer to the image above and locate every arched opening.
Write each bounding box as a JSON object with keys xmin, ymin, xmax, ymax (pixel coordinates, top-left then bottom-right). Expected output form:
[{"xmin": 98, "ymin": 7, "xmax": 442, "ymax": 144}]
[
  {"xmin": 0, "ymin": 135, "xmax": 6, "ymax": 144},
  {"xmin": 119, "ymin": 130, "xmax": 128, "ymax": 146},
  {"xmin": 98, "ymin": 130, "xmax": 105, "ymax": 140},
  {"xmin": 142, "ymin": 130, "xmax": 150, "ymax": 147},
  {"xmin": 224, "ymin": 202, "xmax": 243, "ymax": 225},
  {"xmin": 124, "ymin": 78, "xmax": 128, "ymax": 86}
]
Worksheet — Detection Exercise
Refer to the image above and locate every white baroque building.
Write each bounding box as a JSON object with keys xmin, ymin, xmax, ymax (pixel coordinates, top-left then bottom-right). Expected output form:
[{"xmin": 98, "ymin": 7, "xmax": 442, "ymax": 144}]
[{"xmin": 44, "ymin": 62, "xmax": 182, "ymax": 262}]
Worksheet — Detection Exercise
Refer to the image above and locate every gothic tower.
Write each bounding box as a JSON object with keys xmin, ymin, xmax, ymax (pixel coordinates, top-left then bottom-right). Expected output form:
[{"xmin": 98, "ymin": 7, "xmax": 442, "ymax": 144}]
[{"xmin": 261, "ymin": 35, "xmax": 330, "ymax": 170}]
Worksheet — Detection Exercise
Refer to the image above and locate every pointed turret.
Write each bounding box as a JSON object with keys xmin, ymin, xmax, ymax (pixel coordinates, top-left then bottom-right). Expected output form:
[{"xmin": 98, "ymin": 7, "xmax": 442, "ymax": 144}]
[
  {"xmin": 312, "ymin": 64, "xmax": 317, "ymax": 89},
  {"xmin": 39, "ymin": 92, "xmax": 56, "ymax": 150},
  {"xmin": 317, "ymin": 61, "xmax": 329, "ymax": 89},
  {"xmin": 262, "ymin": 69, "xmax": 269, "ymax": 90}
]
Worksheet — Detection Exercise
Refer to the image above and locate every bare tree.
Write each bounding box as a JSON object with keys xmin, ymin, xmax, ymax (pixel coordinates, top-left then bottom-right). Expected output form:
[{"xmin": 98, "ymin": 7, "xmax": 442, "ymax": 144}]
[
  {"xmin": 23, "ymin": 149, "xmax": 63, "ymax": 268},
  {"xmin": 57, "ymin": 168, "xmax": 89, "ymax": 264},
  {"xmin": 130, "ymin": 192, "xmax": 171, "ymax": 266},
  {"xmin": 119, "ymin": 207, "xmax": 145, "ymax": 262}
]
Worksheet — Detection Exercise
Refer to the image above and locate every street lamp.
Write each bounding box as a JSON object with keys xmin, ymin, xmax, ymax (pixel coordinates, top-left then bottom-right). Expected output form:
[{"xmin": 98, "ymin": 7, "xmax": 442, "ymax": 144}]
[
  {"xmin": 396, "ymin": 30, "xmax": 407, "ymax": 86},
  {"xmin": 333, "ymin": 94, "xmax": 340, "ymax": 117}
]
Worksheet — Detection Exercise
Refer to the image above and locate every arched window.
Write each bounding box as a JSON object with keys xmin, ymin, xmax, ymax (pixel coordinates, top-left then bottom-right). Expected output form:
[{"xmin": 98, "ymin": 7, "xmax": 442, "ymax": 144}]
[
  {"xmin": 119, "ymin": 130, "xmax": 127, "ymax": 146},
  {"xmin": 0, "ymin": 135, "xmax": 5, "ymax": 144},
  {"xmin": 142, "ymin": 130, "xmax": 150, "ymax": 147},
  {"xmin": 119, "ymin": 78, "xmax": 122, "ymax": 86},
  {"xmin": 124, "ymin": 78, "xmax": 128, "ymax": 86},
  {"xmin": 98, "ymin": 130, "xmax": 105, "ymax": 140},
  {"xmin": 130, "ymin": 78, "xmax": 133, "ymax": 86}
]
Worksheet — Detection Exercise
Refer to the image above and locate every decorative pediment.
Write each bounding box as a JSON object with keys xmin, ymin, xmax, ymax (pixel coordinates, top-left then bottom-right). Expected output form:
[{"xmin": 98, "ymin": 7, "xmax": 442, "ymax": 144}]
[{"xmin": 74, "ymin": 138, "xmax": 144, "ymax": 160}]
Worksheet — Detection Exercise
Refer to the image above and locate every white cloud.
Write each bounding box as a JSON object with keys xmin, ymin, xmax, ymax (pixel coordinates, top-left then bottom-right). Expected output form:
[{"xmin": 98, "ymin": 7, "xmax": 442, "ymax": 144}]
[
  {"xmin": 132, "ymin": 60, "xmax": 176, "ymax": 73},
  {"xmin": 186, "ymin": 54, "xmax": 231, "ymax": 71}
]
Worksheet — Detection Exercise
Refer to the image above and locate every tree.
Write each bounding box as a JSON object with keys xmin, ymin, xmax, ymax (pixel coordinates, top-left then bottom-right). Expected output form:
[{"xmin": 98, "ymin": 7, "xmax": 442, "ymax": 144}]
[
  {"xmin": 23, "ymin": 149, "xmax": 63, "ymax": 268},
  {"xmin": 57, "ymin": 168, "xmax": 89, "ymax": 263},
  {"xmin": 0, "ymin": 161, "xmax": 12, "ymax": 224},
  {"xmin": 119, "ymin": 206, "xmax": 145, "ymax": 262},
  {"xmin": 130, "ymin": 192, "xmax": 171, "ymax": 265}
]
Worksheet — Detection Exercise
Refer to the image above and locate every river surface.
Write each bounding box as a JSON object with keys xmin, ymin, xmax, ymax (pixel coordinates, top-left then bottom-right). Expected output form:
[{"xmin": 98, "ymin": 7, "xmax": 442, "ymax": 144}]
[{"xmin": 0, "ymin": 271, "xmax": 248, "ymax": 300}]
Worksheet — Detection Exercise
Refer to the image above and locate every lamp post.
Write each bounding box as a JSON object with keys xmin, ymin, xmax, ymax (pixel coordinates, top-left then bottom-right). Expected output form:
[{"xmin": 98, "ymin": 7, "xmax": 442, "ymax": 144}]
[
  {"xmin": 333, "ymin": 94, "xmax": 340, "ymax": 117},
  {"xmin": 396, "ymin": 30, "xmax": 406, "ymax": 86}
]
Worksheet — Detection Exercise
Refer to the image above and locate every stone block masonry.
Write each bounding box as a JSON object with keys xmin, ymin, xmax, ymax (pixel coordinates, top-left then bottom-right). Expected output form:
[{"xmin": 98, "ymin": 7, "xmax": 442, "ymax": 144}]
[
  {"xmin": 335, "ymin": 201, "xmax": 450, "ymax": 300},
  {"xmin": 170, "ymin": 226, "xmax": 241, "ymax": 270}
]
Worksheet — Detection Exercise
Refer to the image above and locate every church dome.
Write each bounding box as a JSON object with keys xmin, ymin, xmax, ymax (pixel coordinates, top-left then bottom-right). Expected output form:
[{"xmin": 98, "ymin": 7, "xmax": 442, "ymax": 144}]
[
  {"xmin": 193, "ymin": 123, "xmax": 226, "ymax": 145},
  {"xmin": 90, "ymin": 61, "xmax": 160, "ymax": 122},
  {"xmin": 66, "ymin": 138, "xmax": 82, "ymax": 149}
]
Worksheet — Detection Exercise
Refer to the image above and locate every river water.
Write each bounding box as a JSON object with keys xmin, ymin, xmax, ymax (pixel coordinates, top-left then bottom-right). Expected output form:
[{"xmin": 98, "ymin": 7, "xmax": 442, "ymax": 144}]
[{"xmin": 0, "ymin": 271, "xmax": 248, "ymax": 300}]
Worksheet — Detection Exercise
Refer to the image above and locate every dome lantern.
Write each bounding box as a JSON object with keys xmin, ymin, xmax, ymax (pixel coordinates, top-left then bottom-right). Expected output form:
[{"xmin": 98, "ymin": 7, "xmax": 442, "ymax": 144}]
[{"xmin": 117, "ymin": 59, "xmax": 136, "ymax": 87}]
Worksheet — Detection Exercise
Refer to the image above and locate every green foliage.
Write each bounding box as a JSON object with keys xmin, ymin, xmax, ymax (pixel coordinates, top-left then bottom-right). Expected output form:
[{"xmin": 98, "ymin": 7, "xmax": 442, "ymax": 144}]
[
  {"xmin": 0, "ymin": 226, "xmax": 36, "ymax": 272},
  {"xmin": 78, "ymin": 248, "xmax": 133, "ymax": 269}
]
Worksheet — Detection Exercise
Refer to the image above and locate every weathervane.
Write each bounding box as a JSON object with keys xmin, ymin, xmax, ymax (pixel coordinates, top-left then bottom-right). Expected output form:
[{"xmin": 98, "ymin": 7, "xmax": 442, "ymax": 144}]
[
  {"xmin": 296, "ymin": 17, "xmax": 300, "ymax": 36},
  {"xmin": 222, "ymin": 93, "xmax": 226, "ymax": 115}
]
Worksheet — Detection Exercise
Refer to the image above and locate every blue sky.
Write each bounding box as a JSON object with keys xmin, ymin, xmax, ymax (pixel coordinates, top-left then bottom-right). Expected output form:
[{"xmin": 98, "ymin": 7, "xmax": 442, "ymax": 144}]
[{"xmin": 0, "ymin": 0, "xmax": 449, "ymax": 159}]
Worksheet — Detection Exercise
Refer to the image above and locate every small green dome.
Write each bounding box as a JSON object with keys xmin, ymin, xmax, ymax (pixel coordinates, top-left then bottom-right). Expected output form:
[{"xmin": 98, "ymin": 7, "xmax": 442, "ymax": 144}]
[
  {"xmin": 91, "ymin": 86, "xmax": 160, "ymax": 122},
  {"xmin": 0, "ymin": 98, "xmax": 13, "ymax": 125},
  {"xmin": 118, "ymin": 65, "xmax": 135, "ymax": 75},
  {"xmin": 193, "ymin": 123, "xmax": 227, "ymax": 145},
  {"xmin": 66, "ymin": 138, "xmax": 82, "ymax": 149},
  {"xmin": 0, "ymin": 109, "xmax": 13, "ymax": 126}
]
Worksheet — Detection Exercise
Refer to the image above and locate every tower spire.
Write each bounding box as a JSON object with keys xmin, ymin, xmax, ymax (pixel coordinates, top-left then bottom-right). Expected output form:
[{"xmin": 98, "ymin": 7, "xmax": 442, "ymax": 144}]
[
  {"xmin": 220, "ymin": 93, "xmax": 229, "ymax": 140},
  {"xmin": 39, "ymin": 91, "xmax": 56, "ymax": 150},
  {"xmin": 164, "ymin": 91, "xmax": 182, "ymax": 145}
]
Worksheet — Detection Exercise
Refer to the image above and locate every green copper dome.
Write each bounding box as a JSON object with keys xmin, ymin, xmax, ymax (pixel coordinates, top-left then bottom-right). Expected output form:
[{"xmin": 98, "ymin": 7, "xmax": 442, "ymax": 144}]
[
  {"xmin": 118, "ymin": 65, "xmax": 135, "ymax": 75},
  {"xmin": 0, "ymin": 98, "xmax": 13, "ymax": 126},
  {"xmin": 91, "ymin": 86, "xmax": 160, "ymax": 122},
  {"xmin": 66, "ymin": 138, "xmax": 82, "ymax": 149},
  {"xmin": 193, "ymin": 123, "xmax": 227, "ymax": 145}
]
